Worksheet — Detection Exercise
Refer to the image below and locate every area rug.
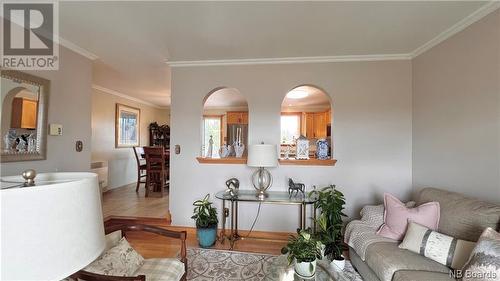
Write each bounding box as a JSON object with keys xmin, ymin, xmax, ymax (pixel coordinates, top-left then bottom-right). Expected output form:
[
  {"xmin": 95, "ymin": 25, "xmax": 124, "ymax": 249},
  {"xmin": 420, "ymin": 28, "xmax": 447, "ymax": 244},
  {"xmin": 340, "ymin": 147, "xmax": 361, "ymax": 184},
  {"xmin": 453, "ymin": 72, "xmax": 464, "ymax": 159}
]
[
  {"xmin": 185, "ymin": 248, "xmax": 364, "ymax": 281},
  {"xmin": 186, "ymin": 248, "xmax": 277, "ymax": 280}
]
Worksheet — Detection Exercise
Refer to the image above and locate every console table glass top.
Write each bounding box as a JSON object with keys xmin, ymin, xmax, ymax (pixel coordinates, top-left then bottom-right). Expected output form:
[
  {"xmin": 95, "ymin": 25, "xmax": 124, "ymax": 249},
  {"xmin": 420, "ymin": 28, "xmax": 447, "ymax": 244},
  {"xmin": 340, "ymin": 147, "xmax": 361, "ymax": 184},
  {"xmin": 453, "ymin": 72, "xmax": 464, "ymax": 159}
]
[{"xmin": 215, "ymin": 190, "xmax": 318, "ymax": 204}]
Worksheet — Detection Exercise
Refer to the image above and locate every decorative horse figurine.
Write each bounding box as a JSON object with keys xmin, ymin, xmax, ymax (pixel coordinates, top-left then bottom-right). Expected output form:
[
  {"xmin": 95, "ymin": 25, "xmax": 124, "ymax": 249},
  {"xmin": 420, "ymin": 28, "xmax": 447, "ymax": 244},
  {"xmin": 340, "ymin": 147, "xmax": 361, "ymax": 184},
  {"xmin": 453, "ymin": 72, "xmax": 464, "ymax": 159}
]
[
  {"xmin": 288, "ymin": 178, "xmax": 305, "ymax": 197},
  {"xmin": 225, "ymin": 178, "xmax": 240, "ymax": 197}
]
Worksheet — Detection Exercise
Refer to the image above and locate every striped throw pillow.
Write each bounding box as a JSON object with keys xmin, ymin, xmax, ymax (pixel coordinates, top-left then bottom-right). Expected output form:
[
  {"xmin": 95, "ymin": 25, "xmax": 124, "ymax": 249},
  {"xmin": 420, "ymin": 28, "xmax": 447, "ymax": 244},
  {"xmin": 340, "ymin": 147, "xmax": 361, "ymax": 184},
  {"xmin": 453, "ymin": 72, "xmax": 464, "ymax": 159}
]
[{"xmin": 399, "ymin": 221, "xmax": 476, "ymax": 269}]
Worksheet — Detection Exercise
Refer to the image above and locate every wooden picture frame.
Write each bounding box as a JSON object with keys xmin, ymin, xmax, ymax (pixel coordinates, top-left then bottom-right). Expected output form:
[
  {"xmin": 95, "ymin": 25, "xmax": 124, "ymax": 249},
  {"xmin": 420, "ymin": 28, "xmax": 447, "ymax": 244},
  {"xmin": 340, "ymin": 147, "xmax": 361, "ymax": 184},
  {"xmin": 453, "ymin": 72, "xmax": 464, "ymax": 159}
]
[{"xmin": 115, "ymin": 104, "xmax": 140, "ymax": 148}]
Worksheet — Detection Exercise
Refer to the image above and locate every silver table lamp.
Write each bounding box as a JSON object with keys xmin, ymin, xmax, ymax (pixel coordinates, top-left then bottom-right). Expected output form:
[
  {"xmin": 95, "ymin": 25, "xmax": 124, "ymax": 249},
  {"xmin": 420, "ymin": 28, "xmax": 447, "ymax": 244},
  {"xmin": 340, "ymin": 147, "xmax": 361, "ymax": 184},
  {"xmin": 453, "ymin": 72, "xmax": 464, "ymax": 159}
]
[{"xmin": 247, "ymin": 144, "xmax": 278, "ymax": 199}]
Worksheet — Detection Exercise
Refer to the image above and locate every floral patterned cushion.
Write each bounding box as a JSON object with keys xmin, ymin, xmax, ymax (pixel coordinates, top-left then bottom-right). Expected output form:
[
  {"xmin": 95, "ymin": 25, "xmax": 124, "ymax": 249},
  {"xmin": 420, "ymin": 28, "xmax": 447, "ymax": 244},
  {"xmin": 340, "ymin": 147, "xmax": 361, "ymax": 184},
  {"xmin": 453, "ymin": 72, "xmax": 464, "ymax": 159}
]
[
  {"xmin": 134, "ymin": 258, "xmax": 185, "ymax": 281},
  {"xmin": 84, "ymin": 237, "xmax": 144, "ymax": 276}
]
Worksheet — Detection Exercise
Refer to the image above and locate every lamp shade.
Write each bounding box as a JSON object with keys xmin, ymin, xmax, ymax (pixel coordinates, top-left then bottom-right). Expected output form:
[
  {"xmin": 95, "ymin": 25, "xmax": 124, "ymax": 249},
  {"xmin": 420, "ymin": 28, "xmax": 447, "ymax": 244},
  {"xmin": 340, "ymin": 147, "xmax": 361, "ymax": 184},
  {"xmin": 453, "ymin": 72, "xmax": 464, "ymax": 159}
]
[
  {"xmin": 247, "ymin": 144, "xmax": 278, "ymax": 167},
  {"xmin": 1, "ymin": 172, "xmax": 106, "ymax": 280}
]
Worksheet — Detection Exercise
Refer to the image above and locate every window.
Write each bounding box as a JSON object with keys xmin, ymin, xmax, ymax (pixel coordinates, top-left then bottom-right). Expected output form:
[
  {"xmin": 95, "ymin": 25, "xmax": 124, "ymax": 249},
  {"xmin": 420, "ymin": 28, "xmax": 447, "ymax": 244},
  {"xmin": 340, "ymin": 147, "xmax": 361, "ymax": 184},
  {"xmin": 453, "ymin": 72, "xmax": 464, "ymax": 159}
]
[
  {"xmin": 203, "ymin": 116, "xmax": 222, "ymax": 157},
  {"xmin": 280, "ymin": 113, "xmax": 301, "ymax": 144}
]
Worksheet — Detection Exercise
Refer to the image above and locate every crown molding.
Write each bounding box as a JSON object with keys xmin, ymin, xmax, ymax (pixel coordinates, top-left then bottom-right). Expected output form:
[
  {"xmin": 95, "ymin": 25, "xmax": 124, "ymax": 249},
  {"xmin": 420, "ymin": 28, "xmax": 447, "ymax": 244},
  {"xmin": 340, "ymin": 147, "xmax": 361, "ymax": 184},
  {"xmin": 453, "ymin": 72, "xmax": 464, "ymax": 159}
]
[
  {"xmin": 59, "ymin": 37, "xmax": 99, "ymax": 60},
  {"xmin": 92, "ymin": 85, "xmax": 169, "ymax": 109},
  {"xmin": 411, "ymin": 1, "xmax": 500, "ymax": 58},
  {"xmin": 166, "ymin": 53, "xmax": 412, "ymax": 67}
]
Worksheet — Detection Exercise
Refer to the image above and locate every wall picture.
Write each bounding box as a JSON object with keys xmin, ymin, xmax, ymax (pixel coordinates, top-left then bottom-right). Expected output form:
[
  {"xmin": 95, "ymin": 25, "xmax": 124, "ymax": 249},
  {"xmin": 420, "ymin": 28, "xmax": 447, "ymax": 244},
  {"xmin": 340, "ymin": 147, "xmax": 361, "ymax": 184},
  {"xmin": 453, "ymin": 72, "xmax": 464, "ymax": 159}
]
[{"xmin": 115, "ymin": 104, "xmax": 140, "ymax": 148}]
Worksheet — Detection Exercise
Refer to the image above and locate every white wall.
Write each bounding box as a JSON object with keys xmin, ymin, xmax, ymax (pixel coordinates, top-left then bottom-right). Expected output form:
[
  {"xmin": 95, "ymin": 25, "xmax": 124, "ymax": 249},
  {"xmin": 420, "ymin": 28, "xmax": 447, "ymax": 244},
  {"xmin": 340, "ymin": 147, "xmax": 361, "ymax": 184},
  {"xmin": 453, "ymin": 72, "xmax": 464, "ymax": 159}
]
[
  {"xmin": 91, "ymin": 89, "xmax": 170, "ymax": 190},
  {"xmin": 412, "ymin": 10, "xmax": 500, "ymax": 203},
  {"xmin": 170, "ymin": 61, "xmax": 413, "ymax": 232},
  {"xmin": 1, "ymin": 47, "xmax": 93, "ymax": 176}
]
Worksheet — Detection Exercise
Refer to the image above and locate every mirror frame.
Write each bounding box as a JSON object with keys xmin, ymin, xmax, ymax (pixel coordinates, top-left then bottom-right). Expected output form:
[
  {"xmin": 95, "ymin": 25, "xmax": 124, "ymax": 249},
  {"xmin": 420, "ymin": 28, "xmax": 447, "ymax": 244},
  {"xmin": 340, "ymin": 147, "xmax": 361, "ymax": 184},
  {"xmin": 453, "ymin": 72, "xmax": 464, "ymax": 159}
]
[{"xmin": 1, "ymin": 70, "xmax": 49, "ymax": 162}]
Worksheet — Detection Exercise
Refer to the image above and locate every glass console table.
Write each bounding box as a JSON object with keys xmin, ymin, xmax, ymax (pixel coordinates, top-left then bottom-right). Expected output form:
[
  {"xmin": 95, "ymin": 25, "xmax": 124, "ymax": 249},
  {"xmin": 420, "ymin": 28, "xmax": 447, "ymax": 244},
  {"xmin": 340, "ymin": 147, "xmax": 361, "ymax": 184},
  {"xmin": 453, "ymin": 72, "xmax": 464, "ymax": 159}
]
[{"xmin": 215, "ymin": 190, "xmax": 318, "ymax": 249}]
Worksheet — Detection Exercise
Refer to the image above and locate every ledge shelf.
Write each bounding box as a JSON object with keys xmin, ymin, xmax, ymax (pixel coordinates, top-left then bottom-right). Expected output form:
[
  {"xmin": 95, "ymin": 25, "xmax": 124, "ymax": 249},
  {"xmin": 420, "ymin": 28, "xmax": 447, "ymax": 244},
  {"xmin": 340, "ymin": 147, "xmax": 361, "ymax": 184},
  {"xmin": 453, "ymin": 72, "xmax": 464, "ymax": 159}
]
[
  {"xmin": 196, "ymin": 157, "xmax": 247, "ymax": 164},
  {"xmin": 196, "ymin": 157, "xmax": 337, "ymax": 166},
  {"xmin": 278, "ymin": 158, "xmax": 337, "ymax": 166}
]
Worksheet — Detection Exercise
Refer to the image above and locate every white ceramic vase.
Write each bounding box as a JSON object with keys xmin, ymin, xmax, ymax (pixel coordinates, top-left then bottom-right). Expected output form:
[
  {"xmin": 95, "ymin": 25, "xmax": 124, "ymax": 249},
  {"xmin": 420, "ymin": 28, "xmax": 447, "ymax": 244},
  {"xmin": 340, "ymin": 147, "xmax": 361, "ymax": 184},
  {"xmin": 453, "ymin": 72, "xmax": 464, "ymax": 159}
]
[
  {"xmin": 294, "ymin": 260, "xmax": 317, "ymax": 278},
  {"xmin": 330, "ymin": 257, "xmax": 345, "ymax": 271}
]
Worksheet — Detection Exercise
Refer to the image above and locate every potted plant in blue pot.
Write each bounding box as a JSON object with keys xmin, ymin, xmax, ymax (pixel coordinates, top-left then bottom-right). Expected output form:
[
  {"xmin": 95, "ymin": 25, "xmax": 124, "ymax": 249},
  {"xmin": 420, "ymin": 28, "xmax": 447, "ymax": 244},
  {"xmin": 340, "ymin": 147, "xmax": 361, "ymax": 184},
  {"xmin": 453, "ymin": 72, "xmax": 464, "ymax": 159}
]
[{"xmin": 191, "ymin": 194, "xmax": 218, "ymax": 248}]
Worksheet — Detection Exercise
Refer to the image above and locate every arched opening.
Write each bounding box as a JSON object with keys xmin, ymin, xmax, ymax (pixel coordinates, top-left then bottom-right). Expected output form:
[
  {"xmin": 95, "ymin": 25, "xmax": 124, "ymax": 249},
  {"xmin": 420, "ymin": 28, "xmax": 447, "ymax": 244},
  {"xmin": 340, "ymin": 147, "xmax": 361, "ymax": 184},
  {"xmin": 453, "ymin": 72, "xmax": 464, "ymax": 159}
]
[
  {"xmin": 280, "ymin": 85, "xmax": 332, "ymax": 161},
  {"xmin": 201, "ymin": 87, "xmax": 248, "ymax": 159},
  {"xmin": 1, "ymin": 86, "xmax": 40, "ymax": 149}
]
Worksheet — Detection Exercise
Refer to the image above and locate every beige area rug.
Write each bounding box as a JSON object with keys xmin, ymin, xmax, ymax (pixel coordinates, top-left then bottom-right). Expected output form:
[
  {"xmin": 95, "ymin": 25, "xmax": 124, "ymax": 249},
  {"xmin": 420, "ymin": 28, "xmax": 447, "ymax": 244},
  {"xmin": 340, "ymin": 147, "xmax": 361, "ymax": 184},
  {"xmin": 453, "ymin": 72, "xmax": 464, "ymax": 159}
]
[
  {"xmin": 186, "ymin": 248, "xmax": 277, "ymax": 280},
  {"xmin": 186, "ymin": 248, "xmax": 364, "ymax": 281}
]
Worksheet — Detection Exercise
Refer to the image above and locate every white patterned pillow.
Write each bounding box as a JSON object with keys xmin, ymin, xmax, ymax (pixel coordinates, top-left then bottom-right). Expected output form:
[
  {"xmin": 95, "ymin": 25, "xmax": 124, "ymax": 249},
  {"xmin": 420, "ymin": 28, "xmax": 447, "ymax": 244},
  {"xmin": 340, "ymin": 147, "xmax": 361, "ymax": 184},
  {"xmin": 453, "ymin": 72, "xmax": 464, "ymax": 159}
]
[
  {"xmin": 84, "ymin": 237, "xmax": 144, "ymax": 276},
  {"xmin": 461, "ymin": 227, "xmax": 500, "ymax": 281},
  {"xmin": 399, "ymin": 221, "xmax": 475, "ymax": 269}
]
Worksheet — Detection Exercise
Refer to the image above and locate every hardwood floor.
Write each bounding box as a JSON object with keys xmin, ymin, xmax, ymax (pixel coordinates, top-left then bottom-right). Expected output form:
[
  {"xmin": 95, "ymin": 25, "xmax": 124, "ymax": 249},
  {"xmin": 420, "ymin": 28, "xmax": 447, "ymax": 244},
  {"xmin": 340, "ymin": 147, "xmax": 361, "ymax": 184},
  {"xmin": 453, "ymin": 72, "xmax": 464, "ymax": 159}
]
[
  {"xmin": 101, "ymin": 183, "xmax": 170, "ymax": 220},
  {"xmin": 106, "ymin": 217, "xmax": 289, "ymax": 258},
  {"xmin": 101, "ymin": 185, "xmax": 288, "ymax": 258}
]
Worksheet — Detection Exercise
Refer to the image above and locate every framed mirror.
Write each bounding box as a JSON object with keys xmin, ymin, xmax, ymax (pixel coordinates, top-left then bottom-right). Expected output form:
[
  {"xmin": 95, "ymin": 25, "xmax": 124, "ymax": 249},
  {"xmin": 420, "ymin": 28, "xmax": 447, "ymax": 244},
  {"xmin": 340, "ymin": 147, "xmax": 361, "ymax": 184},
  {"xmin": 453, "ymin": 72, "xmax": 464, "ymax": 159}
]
[{"xmin": 1, "ymin": 70, "xmax": 49, "ymax": 162}]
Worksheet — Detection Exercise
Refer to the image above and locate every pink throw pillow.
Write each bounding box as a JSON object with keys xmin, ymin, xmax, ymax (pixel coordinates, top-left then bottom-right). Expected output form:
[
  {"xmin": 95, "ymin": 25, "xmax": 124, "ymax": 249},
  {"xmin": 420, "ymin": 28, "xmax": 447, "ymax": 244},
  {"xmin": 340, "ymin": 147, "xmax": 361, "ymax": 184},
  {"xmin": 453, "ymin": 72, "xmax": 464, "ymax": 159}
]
[{"xmin": 377, "ymin": 193, "xmax": 440, "ymax": 240}]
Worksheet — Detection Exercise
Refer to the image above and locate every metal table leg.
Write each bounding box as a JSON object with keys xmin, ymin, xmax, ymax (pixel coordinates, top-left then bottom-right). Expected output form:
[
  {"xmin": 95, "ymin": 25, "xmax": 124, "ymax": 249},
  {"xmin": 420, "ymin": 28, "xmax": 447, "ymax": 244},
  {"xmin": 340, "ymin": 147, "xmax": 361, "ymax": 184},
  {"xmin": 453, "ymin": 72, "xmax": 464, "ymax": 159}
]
[
  {"xmin": 301, "ymin": 203, "xmax": 307, "ymax": 230},
  {"xmin": 218, "ymin": 199, "xmax": 226, "ymax": 243},
  {"xmin": 234, "ymin": 201, "xmax": 239, "ymax": 238},
  {"xmin": 312, "ymin": 204, "xmax": 317, "ymax": 232}
]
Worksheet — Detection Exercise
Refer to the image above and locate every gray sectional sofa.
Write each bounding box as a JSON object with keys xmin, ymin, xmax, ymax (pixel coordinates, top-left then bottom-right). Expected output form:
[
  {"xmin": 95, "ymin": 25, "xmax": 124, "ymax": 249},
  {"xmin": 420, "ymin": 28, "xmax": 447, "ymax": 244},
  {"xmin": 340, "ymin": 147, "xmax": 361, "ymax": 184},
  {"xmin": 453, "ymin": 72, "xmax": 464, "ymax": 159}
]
[{"xmin": 349, "ymin": 188, "xmax": 500, "ymax": 281}]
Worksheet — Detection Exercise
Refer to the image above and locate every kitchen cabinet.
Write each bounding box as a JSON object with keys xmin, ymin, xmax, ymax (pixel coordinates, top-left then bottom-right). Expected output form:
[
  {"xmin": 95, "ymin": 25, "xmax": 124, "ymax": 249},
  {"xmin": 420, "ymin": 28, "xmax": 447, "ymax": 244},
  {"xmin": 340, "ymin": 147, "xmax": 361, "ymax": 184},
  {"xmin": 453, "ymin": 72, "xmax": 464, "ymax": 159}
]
[
  {"xmin": 305, "ymin": 111, "xmax": 328, "ymax": 139},
  {"xmin": 314, "ymin": 112, "xmax": 327, "ymax": 138},
  {"xmin": 305, "ymin": 113, "xmax": 314, "ymax": 138},
  {"xmin": 227, "ymin": 111, "xmax": 248, "ymax": 125},
  {"xmin": 11, "ymin": 97, "xmax": 37, "ymax": 129}
]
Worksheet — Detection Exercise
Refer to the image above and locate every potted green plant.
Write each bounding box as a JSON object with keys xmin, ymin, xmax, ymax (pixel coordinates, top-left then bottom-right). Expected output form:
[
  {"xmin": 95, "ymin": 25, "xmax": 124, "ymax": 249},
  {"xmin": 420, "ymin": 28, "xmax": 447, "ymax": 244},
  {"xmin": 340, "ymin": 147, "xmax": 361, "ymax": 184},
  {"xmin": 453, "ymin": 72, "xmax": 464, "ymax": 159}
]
[
  {"xmin": 281, "ymin": 229, "xmax": 323, "ymax": 278},
  {"xmin": 309, "ymin": 185, "xmax": 348, "ymax": 270},
  {"xmin": 191, "ymin": 194, "xmax": 218, "ymax": 248}
]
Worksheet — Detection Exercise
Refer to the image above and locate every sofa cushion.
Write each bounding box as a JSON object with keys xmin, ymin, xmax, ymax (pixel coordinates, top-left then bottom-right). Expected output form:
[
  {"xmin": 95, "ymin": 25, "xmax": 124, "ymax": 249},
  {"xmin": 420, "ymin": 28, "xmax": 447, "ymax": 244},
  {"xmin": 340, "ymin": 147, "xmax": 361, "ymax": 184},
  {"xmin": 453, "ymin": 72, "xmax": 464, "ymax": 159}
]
[
  {"xmin": 461, "ymin": 227, "xmax": 500, "ymax": 281},
  {"xmin": 134, "ymin": 258, "xmax": 185, "ymax": 281},
  {"xmin": 84, "ymin": 237, "xmax": 145, "ymax": 276},
  {"xmin": 365, "ymin": 242, "xmax": 450, "ymax": 281},
  {"xmin": 104, "ymin": 230, "xmax": 122, "ymax": 251},
  {"xmin": 378, "ymin": 193, "xmax": 440, "ymax": 240},
  {"xmin": 399, "ymin": 221, "xmax": 476, "ymax": 269},
  {"xmin": 416, "ymin": 188, "xmax": 500, "ymax": 241},
  {"xmin": 393, "ymin": 270, "xmax": 455, "ymax": 281}
]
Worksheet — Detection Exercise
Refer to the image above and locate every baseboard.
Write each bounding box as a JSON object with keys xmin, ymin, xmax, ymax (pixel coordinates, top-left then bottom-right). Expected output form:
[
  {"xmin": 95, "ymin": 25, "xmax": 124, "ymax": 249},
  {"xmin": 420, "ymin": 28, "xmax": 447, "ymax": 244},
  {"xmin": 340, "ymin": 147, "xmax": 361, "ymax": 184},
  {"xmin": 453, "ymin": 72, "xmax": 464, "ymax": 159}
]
[{"xmin": 103, "ymin": 216, "xmax": 291, "ymax": 240}]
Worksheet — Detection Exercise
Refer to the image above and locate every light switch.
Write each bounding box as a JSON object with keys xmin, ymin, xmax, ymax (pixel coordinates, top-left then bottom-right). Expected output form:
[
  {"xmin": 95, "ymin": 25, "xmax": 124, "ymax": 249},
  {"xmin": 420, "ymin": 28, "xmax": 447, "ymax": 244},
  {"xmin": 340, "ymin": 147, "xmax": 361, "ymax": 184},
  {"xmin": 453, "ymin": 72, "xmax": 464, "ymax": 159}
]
[{"xmin": 49, "ymin": 124, "xmax": 63, "ymax": 136}]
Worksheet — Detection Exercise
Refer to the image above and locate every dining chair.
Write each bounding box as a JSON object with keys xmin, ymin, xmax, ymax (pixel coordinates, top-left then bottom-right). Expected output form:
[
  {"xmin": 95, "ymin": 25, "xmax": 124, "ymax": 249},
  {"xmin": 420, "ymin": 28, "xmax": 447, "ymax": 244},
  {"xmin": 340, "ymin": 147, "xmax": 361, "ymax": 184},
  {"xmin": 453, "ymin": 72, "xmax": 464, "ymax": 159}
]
[
  {"xmin": 133, "ymin": 146, "xmax": 147, "ymax": 192},
  {"xmin": 143, "ymin": 147, "xmax": 168, "ymax": 197}
]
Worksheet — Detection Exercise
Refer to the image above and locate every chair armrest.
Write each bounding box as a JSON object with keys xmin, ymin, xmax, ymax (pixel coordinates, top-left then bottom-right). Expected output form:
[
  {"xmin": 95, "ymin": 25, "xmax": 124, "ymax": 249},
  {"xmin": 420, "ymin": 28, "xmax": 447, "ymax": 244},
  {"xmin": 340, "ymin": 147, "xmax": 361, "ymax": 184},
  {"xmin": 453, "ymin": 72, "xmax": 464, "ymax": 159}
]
[
  {"xmin": 105, "ymin": 224, "xmax": 186, "ymax": 240},
  {"xmin": 70, "ymin": 270, "xmax": 145, "ymax": 281}
]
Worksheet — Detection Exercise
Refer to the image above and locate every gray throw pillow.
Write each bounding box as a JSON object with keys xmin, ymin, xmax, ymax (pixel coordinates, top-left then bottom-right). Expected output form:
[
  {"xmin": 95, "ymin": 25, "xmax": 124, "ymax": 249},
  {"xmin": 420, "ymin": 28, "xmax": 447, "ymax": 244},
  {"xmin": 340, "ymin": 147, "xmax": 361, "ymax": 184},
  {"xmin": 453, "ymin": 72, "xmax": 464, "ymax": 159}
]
[{"xmin": 461, "ymin": 227, "xmax": 500, "ymax": 281}]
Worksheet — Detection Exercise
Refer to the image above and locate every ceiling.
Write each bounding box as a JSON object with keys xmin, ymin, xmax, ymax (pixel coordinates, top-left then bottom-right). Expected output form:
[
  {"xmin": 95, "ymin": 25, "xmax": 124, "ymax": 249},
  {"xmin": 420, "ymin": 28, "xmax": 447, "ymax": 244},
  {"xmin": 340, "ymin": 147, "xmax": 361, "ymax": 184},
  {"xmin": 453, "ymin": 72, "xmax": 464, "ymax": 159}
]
[{"xmin": 56, "ymin": 1, "xmax": 493, "ymax": 107}]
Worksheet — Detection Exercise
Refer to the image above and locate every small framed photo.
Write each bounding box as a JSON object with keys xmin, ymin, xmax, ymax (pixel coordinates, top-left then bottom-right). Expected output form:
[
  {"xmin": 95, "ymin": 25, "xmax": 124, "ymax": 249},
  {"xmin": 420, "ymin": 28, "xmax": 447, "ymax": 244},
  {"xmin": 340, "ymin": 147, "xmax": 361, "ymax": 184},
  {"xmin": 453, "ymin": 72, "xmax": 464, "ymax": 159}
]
[{"xmin": 115, "ymin": 103, "xmax": 140, "ymax": 148}]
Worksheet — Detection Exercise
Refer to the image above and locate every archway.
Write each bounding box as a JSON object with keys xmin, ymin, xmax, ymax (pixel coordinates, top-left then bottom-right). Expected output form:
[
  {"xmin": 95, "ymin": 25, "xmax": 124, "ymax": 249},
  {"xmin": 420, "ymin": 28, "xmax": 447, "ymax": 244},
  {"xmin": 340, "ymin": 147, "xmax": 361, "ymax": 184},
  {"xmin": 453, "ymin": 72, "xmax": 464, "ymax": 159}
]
[
  {"xmin": 201, "ymin": 87, "xmax": 248, "ymax": 158},
  {"xmin": 280, "ymin": 85, "xmax": 332, "ymax": 160}
]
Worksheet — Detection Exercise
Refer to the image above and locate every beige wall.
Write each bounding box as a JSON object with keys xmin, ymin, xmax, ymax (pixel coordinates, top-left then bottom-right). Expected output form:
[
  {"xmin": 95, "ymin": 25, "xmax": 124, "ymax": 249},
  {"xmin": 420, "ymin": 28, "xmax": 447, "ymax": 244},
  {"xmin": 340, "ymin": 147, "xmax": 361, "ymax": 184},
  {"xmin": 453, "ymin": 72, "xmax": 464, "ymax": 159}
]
[
  {"xmin": 412, "ymin": 10, "xmax": 500, "ymax": 203},
  {"xmin": 91, "ymin": 89, "xmax": 170, "ymax": 190},
  {"xmin": 170, "ymin": 60, "xmax": 413, "ymax": 231},
  {"xmin": 1, "ymin": 46, "xmax": 93, "ymax": 176}
]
